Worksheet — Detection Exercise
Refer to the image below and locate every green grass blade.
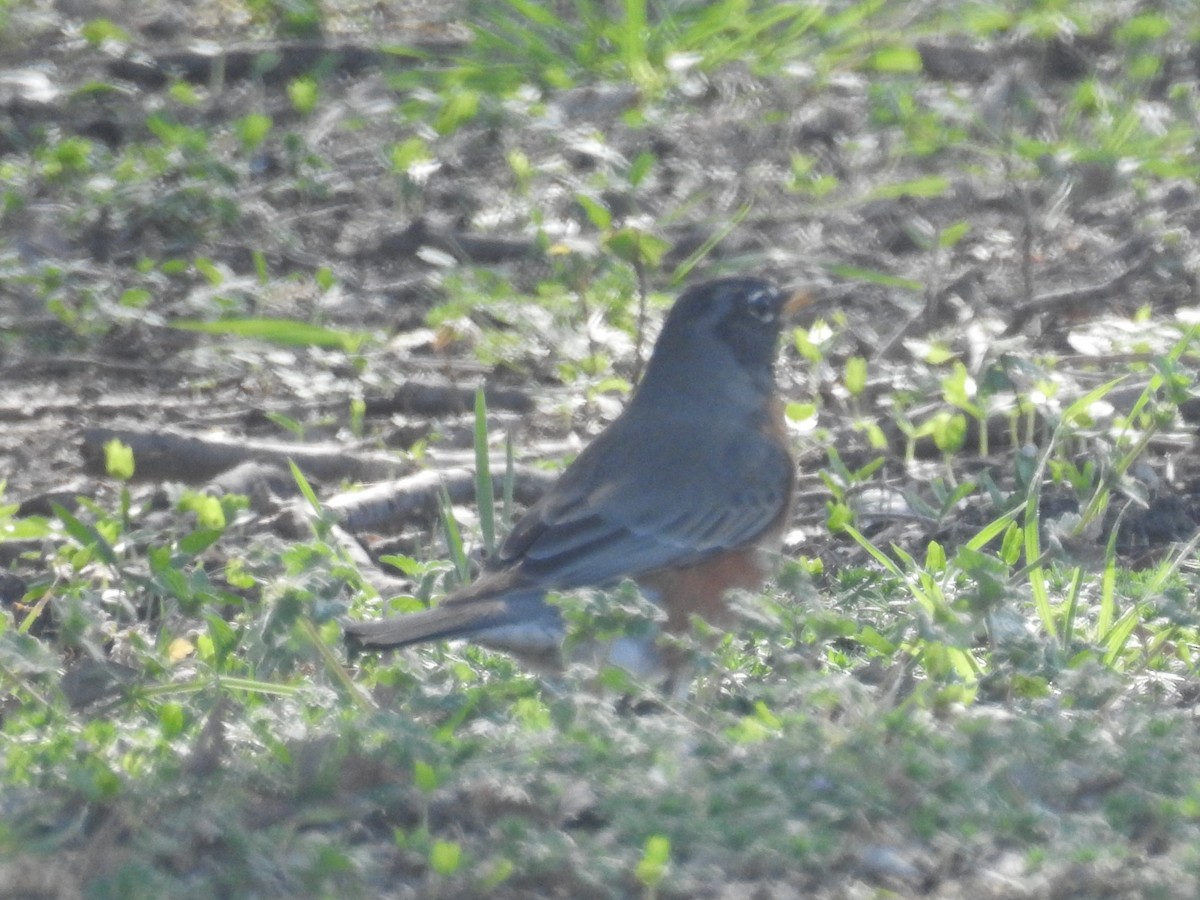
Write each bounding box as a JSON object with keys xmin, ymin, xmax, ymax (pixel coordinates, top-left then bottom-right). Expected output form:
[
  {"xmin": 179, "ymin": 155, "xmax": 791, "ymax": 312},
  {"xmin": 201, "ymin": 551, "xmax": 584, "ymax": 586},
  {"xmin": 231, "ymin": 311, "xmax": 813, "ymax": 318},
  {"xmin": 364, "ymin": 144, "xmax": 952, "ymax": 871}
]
[
  {"xmin": 1022, "ymin": 481, "xmax": 1056, "ymax": 641},
  {"xmin": 1143, "ymin": 528, "xmax": 1200, "ymax": 597},
  {"xmin": 670, "ymin": 201, "xmax": 752, "ymax": 284},
  {"xmin": 620, "ymin": 0, "xmax": 653, "ymax": 86},
  {"xmin": 844, "ymin": 525, "xmax": 937, "ymax": 614},
  {"xmin": 289, "ymin": 460, "xmax": 322, "ymax": 516},
  {"xmin": 298, "ymin": 617, "xmax": 373, "ymax": 712},
  {"xmin": 173, "ymin": 317, "xmax": 369, "ymax": 352},
  {"xmin": 1097, "ymin": 505, "xmax": 1126, "ymax": 638},
  {"xmin": 843, "ymin": 524, "xmax": 904, "ymax": 577},
  {"xmin": 963, "ymin": 503, "xmax": 1025, "ymax": 552},
  {"xmin": 1102, "ymin": 605, "xmax": 1141, "ymax": 668},
  {"xmin": 497, "ymin": 0, "xmax": 564, "ymax": 29},
  {"xmin": 474, "ymin": 389, "xmax": 496, "ymax": 557},
  {"xmin": 439, "ymin": 483, "xmax": 469, "ymax": 583},
  {"xmin": 827, "ymin": 265, "xmax": 923, "ymax": 291},
  {"xmin": 1061, "ymin": 566, "xmax": 1084, "ymax": 648}
]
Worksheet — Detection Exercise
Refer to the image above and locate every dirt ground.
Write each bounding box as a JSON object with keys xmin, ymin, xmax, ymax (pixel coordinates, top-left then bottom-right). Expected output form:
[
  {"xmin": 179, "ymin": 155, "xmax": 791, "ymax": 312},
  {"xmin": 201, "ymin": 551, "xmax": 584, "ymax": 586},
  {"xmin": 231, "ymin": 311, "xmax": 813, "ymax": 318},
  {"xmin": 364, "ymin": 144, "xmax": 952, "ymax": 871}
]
[{"xmin": 3, "ymin": 2, "xmax": 1199, "ymax": 514}]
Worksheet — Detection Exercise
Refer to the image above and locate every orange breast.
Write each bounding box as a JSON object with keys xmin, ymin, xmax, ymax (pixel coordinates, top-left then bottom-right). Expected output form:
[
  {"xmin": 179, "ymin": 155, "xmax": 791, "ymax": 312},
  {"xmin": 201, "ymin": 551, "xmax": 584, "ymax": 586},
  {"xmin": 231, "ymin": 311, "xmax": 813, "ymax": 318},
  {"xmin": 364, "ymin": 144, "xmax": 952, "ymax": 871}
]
[{"xmin": 639, "ymin": 547, "xmax": 775, "ymax": 634}]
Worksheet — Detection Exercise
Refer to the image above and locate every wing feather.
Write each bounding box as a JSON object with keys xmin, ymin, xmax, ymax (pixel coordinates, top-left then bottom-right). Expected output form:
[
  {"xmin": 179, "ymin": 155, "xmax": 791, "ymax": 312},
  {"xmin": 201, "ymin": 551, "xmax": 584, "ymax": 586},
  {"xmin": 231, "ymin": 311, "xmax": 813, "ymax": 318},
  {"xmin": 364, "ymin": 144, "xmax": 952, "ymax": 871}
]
[{"xmin": 494, "ymin": 415, "xmax": 792, "ymax": 589}]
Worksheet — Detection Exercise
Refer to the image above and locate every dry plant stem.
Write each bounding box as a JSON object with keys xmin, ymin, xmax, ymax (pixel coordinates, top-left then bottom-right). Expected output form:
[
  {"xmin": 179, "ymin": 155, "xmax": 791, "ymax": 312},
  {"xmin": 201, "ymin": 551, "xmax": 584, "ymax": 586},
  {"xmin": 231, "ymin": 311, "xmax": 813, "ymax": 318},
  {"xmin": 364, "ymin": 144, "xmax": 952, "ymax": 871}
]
[
  {"xmin": 577, "ymin": 277, "xmax": 597, "ymax": 366},
  {"xmin": 1018, "ymin": 180, "xmax": 1036, "ymax": 309},
  {"xmin": 999, "ymin": 146, "xmax": 1036, "ymax": 313},
  {"xmin": 1003, "ymin": 248, "xmax": 1156, "ymax": 336},
  {"xmin": 874, "ymin": 297, "xmax": 931, "ymax": 360},
  {"xmin": 922, "ymin": 226, "xmax": 948, "ymax": 330}
]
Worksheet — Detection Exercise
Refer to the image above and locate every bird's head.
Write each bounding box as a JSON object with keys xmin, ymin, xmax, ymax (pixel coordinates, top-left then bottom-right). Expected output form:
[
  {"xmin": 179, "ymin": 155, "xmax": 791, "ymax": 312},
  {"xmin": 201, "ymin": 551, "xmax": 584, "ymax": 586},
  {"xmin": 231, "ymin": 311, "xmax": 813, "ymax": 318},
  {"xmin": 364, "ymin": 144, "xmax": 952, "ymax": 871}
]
[{"xmin": 642, "ymin": 277, "xmax": 807, "ymax": 397}]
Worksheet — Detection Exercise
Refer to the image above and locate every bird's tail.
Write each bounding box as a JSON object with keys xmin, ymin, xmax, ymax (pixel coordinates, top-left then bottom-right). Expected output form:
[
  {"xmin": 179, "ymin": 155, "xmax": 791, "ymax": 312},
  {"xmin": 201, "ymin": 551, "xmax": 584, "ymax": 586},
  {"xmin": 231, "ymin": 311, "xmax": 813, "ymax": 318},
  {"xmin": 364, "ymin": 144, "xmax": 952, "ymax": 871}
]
[{"xmin": 342, "ymin": 589, "xmax": 563, "ymax": 661}]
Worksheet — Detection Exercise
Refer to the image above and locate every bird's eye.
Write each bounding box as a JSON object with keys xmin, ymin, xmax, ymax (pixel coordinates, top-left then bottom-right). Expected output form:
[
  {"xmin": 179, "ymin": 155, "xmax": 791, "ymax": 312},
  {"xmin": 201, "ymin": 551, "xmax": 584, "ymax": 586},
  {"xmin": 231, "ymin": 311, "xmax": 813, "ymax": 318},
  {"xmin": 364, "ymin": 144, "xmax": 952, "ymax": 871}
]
[{"xmin": 745, "ymin": 288, "xmax": 778, "ymax": 322}]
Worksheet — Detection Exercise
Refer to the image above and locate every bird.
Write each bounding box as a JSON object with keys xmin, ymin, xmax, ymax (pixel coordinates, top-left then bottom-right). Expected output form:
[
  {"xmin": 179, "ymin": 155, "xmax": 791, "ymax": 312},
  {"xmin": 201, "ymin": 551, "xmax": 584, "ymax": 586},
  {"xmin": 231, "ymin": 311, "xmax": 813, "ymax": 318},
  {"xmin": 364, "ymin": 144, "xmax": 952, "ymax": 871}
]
[{"xmin": 344, "ymin": 276, "xmax": 801, "ymax": 690}]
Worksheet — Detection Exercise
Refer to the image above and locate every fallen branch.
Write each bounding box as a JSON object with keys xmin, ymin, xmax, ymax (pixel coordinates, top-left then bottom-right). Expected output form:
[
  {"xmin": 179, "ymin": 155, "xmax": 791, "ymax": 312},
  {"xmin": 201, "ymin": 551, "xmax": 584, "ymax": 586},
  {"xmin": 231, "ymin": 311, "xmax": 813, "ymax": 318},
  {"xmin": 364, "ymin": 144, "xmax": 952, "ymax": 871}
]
[
  {"xmin": 106, "ymin": 36, "xmax": 465, "ymax": 89},
  {"xmin": 364, "ymin": 379, "xmax": 534, "ymax": 416},
  {"xmin": 365, "ymin": 218, "xmax": 540, "ymax": 265},
  {"xmin": 81, "ymin": 427, "xmax": 413, "ymax": 484},
  {"xmin": 326, "ymin": 465, "xmax": 554, "ymax": 533}
]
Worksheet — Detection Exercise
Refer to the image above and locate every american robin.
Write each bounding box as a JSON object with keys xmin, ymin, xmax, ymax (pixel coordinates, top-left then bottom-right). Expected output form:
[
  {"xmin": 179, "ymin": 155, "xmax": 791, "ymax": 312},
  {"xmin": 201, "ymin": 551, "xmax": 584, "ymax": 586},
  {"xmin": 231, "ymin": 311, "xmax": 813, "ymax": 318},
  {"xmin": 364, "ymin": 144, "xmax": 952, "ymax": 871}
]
[{"xmin": 344, "ymin": 276, "xmax": 801, "ymax": 689}]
